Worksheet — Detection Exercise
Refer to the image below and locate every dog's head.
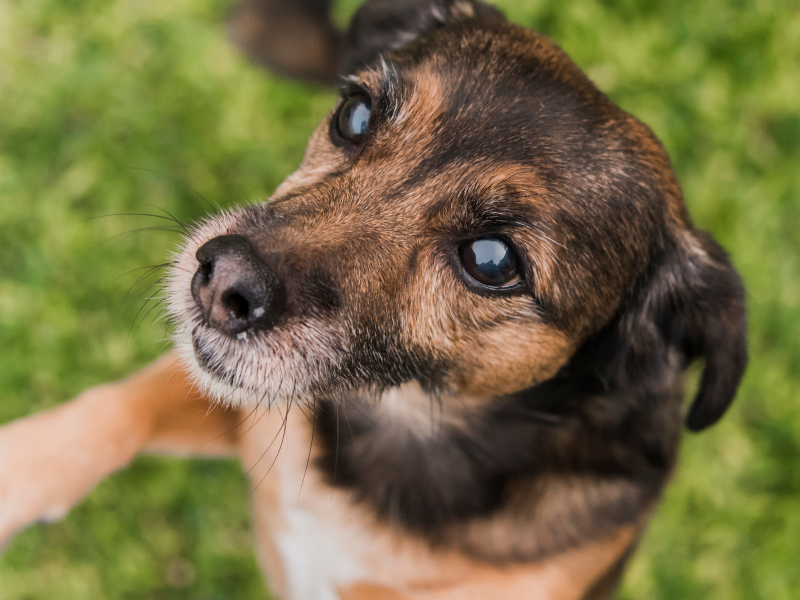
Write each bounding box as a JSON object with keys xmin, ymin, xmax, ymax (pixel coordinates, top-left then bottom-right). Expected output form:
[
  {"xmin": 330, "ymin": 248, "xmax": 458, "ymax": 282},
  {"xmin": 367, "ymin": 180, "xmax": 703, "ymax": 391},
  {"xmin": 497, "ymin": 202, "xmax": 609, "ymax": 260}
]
[{"xmin": 169, "ymin": 0, "xmax": 746, "ymax": 433}]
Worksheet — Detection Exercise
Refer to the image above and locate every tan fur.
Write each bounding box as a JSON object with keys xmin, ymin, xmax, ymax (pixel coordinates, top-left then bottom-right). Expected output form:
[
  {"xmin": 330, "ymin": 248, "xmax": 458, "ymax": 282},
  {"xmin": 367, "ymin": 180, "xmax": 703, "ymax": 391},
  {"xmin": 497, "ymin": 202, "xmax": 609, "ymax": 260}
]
[
  {"xmin": 173, "ymin": 64, "xmax": 583, "ymax": 406},
  {"xmin": 0, "ymin": 354, "xmax": 640, "ymax": 598},
  {"xmin": 0, "ymin": 7, "xmax": 740, "ymax": 598},
  {"xmin": 338, "ymin": 525, "xmax": 636, "ymax": 600},
  {"xmin": 0, "ymin": 354, "xmax": 237, "ymax": 543}
]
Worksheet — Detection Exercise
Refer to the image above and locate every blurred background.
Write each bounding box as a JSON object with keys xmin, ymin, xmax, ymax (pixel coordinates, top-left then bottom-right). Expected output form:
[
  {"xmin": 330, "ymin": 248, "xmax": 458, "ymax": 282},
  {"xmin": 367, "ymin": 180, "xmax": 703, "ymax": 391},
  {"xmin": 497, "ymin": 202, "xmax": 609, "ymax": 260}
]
[{"xmin": 0, "ymin": 0, "xmax": 798, "ymax": 598}]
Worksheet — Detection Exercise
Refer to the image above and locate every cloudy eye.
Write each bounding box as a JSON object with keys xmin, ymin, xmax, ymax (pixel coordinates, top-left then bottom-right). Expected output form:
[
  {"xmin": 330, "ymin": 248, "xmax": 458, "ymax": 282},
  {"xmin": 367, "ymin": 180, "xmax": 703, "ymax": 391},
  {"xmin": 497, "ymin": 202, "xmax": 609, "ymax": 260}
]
[
  {"xmin": 334, "ymin": 93, "xmax": 372, "ymax": 145},
  {"xmin": 459, "ymin": 238, "xmax": 521, "ymax": 288}
]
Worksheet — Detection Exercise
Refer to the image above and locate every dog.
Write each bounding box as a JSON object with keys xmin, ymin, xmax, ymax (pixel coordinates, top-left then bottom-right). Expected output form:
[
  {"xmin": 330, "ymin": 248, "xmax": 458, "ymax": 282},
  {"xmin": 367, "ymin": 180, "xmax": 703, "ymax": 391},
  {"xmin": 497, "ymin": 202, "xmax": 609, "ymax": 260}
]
[{"xmin": 0, "ymin": 1, "xmax": 747, "ymax": 598}]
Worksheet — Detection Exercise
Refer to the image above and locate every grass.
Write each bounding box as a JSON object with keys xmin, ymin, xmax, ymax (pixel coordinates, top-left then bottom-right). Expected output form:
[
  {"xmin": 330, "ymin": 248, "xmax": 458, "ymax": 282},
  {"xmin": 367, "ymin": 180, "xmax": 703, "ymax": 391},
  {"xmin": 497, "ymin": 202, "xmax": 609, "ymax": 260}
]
[{"xmin": 0, "ymin": 0, "xmax": 798, "ymax": 598}]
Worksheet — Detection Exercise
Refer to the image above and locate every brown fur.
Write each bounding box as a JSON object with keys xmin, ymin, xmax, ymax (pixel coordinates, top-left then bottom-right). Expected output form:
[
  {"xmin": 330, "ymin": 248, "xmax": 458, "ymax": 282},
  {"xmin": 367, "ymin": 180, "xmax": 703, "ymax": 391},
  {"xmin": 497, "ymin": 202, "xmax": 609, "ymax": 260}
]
[
  {"xmin": 0, "ymin": 355, "xmax": 641, "ymax": 598},
  {"xmin": 0, "ymin": 1, "xmax": 747, "ymax": 598}
]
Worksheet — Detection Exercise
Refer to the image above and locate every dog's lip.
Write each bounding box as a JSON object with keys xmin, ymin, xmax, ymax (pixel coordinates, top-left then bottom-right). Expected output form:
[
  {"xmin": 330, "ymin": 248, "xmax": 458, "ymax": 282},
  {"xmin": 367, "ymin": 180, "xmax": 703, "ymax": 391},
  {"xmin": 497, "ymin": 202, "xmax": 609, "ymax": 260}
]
[{"xmin": 191, "ymin": 329, "xmax": 231, "ymax": 381}]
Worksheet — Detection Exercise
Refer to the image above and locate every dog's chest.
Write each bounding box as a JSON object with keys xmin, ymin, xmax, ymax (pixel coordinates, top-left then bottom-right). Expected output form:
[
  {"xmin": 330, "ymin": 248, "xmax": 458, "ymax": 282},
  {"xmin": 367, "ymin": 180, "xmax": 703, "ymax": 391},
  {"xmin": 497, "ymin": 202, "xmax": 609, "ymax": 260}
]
[
  {"xmin": 265, "ymin": 471, "xmax": 366, "ymax": 600},
  {"xmin": 237, "ymin": 406, "xmax": 436, "ymax": 599},
  {"xmin": 234, "ymin": 403, "xmax": 640, "ymax": 600}
]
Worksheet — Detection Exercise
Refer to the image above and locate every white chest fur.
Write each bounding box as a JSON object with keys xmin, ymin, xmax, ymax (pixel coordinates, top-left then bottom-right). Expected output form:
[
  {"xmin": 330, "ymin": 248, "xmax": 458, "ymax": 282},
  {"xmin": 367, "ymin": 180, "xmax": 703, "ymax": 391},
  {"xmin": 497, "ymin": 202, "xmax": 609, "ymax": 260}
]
[
  {"xmin": 240, "ymin": 406, "xmax": 374, "ymax": 600},
  {"xmin": 272, "ymin": 453, "xmax": 368, "ymax": 600}
]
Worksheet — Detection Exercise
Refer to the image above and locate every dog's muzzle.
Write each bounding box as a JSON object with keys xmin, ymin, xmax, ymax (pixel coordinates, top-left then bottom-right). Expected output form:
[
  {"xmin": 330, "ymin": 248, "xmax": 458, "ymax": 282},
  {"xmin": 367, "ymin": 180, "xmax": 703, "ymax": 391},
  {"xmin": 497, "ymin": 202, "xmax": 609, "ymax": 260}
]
[{"xmin": 191, "ymin": 234, "xmax": 285, "ymax": 337}]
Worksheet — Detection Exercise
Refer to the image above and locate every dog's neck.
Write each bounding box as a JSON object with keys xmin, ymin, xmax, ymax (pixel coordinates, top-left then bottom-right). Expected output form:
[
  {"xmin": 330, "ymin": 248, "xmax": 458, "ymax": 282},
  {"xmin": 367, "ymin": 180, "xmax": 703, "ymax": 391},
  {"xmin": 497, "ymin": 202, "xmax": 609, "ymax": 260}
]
[{"xmin": 312, "ymin": 348, "xmax": 683, "ymax": 565}]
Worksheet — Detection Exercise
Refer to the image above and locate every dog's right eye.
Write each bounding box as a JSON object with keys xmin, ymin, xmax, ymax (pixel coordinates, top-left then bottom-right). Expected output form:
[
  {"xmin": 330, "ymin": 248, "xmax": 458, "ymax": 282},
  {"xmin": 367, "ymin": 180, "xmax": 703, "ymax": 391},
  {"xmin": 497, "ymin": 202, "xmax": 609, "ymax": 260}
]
[
  {"xmin": 333, "ymin": 93, "xmax": 372, "ymax": 145},
  {"xmin": 460, "ymin": 238, "xmax": 522, "ymax": 288}
]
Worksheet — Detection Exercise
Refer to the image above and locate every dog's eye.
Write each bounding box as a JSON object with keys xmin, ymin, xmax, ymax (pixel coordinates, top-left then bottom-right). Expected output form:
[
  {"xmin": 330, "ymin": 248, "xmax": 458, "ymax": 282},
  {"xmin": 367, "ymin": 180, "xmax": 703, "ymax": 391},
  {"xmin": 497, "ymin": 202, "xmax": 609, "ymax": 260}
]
[
  {"xmin": 460, "ymin": 238, "xmax": 521, "ymax": 288},
  {"xmin": 334, "ymin": 93, "xmax": 372, "ymax": 145}
]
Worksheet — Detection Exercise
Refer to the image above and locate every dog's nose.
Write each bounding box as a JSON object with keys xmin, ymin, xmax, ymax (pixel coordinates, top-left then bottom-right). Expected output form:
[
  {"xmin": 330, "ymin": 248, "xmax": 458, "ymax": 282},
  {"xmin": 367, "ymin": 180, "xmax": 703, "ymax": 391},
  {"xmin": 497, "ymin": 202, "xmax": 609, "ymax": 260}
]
[{"xmin": 191, "ymin": 235, "xmax": 285, "ymax": 336}]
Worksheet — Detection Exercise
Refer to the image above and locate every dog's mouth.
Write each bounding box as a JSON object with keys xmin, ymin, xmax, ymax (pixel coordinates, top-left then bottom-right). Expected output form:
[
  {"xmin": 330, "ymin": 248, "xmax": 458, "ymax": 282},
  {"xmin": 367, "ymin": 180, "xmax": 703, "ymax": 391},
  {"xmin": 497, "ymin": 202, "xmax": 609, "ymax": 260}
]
[
  {"xmin": 175, "ymin": 307, "xmax": 350, "ymax": 405},
  {"xmin": 187, "ymin": 320, "xmax": 274, "ymax": 382},
  {"xmin": 191, "ymin": 330, "xmax": 230, "ymax": 381}
]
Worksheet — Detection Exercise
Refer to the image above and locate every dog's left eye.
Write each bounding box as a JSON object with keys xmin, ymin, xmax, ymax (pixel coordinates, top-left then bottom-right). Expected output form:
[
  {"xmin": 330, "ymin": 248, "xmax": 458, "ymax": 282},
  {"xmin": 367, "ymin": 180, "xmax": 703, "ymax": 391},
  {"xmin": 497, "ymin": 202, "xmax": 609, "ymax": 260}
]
[
  {"xmin": 460, "ymin": 238, "xmax": 521, "ymax": 288},
  {"xmin": 334, "ymin": 93, "xmax": 372, "ymax": 145}
]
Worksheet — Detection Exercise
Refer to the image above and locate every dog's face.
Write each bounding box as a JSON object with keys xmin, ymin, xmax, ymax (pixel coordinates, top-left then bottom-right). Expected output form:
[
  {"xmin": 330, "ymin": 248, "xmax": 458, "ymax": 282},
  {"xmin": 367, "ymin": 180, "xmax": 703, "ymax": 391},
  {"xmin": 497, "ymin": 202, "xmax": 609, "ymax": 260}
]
[{"xmin": 169, "ymin": 0, "xmax": 746, "ymax": 433}]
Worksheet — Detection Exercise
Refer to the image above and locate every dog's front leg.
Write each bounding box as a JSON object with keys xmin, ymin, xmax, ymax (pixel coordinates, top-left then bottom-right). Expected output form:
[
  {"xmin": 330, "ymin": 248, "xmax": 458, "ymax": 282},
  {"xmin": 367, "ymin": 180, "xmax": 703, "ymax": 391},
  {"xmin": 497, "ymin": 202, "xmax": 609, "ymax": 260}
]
[{"xmin": 0, "ymin": 351, "xmax": 238, "ymax": 547}]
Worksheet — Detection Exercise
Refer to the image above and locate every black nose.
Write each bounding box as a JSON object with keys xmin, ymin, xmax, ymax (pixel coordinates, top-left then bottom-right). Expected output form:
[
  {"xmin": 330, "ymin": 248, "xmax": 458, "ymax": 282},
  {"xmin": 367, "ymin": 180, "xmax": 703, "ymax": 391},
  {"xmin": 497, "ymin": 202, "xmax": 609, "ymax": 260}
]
[{"xmin": 191, "ymin": 235, "xmax": 285, "ymax": 336}]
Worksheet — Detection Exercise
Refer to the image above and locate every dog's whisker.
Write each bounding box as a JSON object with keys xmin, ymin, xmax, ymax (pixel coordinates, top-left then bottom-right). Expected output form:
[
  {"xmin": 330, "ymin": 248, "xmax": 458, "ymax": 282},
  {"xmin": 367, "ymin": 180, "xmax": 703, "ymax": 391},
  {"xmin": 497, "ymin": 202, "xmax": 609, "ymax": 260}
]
[
  {"xmin": 108, "ymin": 263, "xmax": 172, "ymax": 285},
  {"xmin": 502, "ymin": 406, "xmax": 562, "ymax": 425},
  {"xmin": 120, "ymin": 265, "xmax": 166, "ymax": 312},
  {"xmin": 298, "ymin": 399, "xmax": 317, "ymax": 499},
  {"xmin": 241, "ymin": 409, "xmax": 286, "ymax": 482},
  {"xmin": 122, "ymin": 279, "xmax": 159, "ymax": 318},
  {"xmin": 78, "ymin": 212, "xmax": 190, "ymax": 226},
  {"xmin": 128, "ymin": 167, "xmax": 219, "ymax": 213},
  {"xmin": 128, "ymin": 287, "xmax": 165, "ymax": 342},
  {"xmin": 128, "ymin": 283, "xmax": 165, "ymax": 340},
  {"xmin": 146, "ymin": 305, "xmax": 170, "ymax": 334},
  {"xmin": 342, "ymin": 394, "xmax": 382, "ymax": 430},
  {"xmin": 231, "ymin": 390, "xmax": 271, "ymax": 442},
  {"xmin": 145, "ymin": 204, "xmax": 190, "ymax": 235},
  {"xmin": 248, "ymin": 394, "xmax": 294, "ymax": 493},
  {"xmin": 200, "ymin": 391, "xmax": 264, "ymax": 448},
  {"xmin": 340, "ymin": 402, "xmax": 356, "ymax": 443},
  {"xmin": 236, "ymin": 377, "xmax": 289, "ymax": 485},
  {"xmin": 255, "ymin": 386, "xmax": 296, "ymax": 489},
  {"xmin": 88, "ymin": 226, "xmax": 184, "ymax": 252}
]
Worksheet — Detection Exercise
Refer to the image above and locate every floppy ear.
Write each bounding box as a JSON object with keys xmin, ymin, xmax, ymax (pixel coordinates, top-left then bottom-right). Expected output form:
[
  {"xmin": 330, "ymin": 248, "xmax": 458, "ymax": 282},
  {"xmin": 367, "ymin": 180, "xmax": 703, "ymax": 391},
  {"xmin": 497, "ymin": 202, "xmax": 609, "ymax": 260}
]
[
  {"xmin": 650, "ymin": 232, "xmax": 748, "ymax": 431},
  {"xmin": 227, "ymin": 0, "xmax": 504, "ymax": 84},
  {"xmin": 341, "ymin": 0, "xmax": 505, "ymax": 75},
  {"xmin": 228, "ymin": 0, "xmax": 343, "ymax": 84}
]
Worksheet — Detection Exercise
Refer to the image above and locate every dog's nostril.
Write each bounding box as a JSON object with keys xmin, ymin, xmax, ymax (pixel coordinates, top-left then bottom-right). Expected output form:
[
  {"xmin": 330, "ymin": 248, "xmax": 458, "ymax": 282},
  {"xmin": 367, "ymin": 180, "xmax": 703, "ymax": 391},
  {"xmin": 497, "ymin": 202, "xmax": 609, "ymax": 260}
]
[
  {"xmin": 198, "ymin": 258, "xmax": 214, "ymax": 281},
  {"xmin": 221, "ymin": 290, "xmax": 250, "ymax": 321}
]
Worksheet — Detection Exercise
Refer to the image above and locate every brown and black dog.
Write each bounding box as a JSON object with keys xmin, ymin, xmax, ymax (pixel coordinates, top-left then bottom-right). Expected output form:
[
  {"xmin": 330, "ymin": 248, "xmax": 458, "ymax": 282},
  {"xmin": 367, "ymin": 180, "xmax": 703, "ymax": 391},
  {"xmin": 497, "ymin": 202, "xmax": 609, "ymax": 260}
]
[{"xmin": 0, "ymin": 1, "xmax": 747, "ymax": 598}]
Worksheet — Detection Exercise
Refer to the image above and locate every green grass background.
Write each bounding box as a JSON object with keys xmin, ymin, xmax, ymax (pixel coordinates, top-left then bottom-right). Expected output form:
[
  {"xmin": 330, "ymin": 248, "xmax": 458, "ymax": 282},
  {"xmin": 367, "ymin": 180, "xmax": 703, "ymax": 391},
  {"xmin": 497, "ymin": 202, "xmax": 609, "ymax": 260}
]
[{"xmin": 0, "ymin": 0, "xmax": 798, "ymax": 597}]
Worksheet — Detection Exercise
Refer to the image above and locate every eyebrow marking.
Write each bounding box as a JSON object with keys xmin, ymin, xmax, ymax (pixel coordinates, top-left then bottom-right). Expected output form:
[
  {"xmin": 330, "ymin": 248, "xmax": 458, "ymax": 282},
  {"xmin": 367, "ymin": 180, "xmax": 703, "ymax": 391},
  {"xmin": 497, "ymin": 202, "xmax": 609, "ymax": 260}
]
[
  {"xmin": 347, "ymin": 57, "xmax": 406, "ymax": 123},
  {"xmin": 424, "ymin": 182, "xmax": 562, "ymax": 295},
  {"xmin": 377, "ymin": 57, "xmax": 404, "ymax": 121}
]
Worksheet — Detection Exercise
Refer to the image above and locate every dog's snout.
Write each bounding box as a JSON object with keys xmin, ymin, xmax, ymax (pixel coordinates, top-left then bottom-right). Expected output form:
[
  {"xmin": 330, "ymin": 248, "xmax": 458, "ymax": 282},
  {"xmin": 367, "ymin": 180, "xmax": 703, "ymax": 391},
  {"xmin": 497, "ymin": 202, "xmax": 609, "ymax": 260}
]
[{"xmin": 191, "ymin": 235, "xmax": 285, "ymax": 337}]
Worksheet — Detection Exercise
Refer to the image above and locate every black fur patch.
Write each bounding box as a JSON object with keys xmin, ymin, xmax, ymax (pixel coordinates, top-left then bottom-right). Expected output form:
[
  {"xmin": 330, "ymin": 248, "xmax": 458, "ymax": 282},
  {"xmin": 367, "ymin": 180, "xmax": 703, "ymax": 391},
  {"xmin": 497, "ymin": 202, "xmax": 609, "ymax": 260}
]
[{"xmin": 313, "ymin": 234, "xmax": 746, "ymax": 557}]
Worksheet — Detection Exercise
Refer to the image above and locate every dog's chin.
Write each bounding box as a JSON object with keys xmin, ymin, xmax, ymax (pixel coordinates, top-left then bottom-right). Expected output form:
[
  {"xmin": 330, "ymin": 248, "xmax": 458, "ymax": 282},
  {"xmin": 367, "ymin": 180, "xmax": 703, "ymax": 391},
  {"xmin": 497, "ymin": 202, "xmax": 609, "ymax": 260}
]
[
  {"xmin": 170, "ymin": 311, "xmax": 350, "ymax": 408},
  {"xmin": 181, "ymin": 348, "xmax": 271, "ymax": 407},
  {"xmin": 171, "ymin": 328, "xmax": 296, "ymax": 407}
]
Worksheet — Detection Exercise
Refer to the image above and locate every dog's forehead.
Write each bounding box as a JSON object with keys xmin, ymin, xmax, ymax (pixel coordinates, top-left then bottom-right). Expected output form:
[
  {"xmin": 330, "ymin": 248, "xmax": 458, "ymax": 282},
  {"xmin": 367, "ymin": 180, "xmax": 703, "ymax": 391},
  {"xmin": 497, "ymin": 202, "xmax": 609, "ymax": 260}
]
[
  {"xmin": 338, "ymin": 35, "xmax": 645, "ymax": 238},
  {"xmin": 331, "ymin": 31, "xmax": 653, "ymax": 237},
  {"xmin": 334, "ymin": 23, "xmax": 691, "ymax": 262},
  {"xmin": 354, "ymin": 24, "xmax": 616, "ymax": 168}
]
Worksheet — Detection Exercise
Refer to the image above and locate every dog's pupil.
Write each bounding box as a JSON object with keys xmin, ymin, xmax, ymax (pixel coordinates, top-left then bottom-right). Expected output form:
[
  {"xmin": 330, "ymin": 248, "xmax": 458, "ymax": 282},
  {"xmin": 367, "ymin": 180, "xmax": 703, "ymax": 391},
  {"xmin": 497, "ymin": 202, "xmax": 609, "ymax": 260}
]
[{"xmin": 460, "ymin": 239, "xmax": 520, "ymax": 288}]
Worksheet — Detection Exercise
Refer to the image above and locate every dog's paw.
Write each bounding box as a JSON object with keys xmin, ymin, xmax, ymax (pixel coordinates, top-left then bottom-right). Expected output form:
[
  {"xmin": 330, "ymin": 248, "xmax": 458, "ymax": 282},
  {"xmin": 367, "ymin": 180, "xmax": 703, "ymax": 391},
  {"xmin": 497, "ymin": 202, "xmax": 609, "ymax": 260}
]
[
  {"xmin": 0, "ymin": 414, "xmax": 66, "ymax": 546},
  {"xmin": 0, "ymin": 385, "xmax": 144, "ymax": 548}
]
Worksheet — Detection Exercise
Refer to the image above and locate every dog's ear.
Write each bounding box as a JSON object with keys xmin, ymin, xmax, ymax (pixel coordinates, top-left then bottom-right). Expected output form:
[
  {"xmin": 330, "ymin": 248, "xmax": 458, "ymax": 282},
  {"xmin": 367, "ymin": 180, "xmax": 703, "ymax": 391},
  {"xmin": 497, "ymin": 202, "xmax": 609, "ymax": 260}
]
[
  {"xmin": 630, "ymin": 232, "xmax": 748, "ymax": 431},
  {"xmin": 341, "ymin": 0, "xmax": 505, "ymax": 76},
  {"xmin": 227, "ymin": 0, "xmax": 504, "ymax": 84},
  {"xmin": 673, "ymin": 233, "xmax": 748, "ymax": 431},
  {"xmin": 228, "ymin": 0, "xmax": 344, "ymax": 85}
]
